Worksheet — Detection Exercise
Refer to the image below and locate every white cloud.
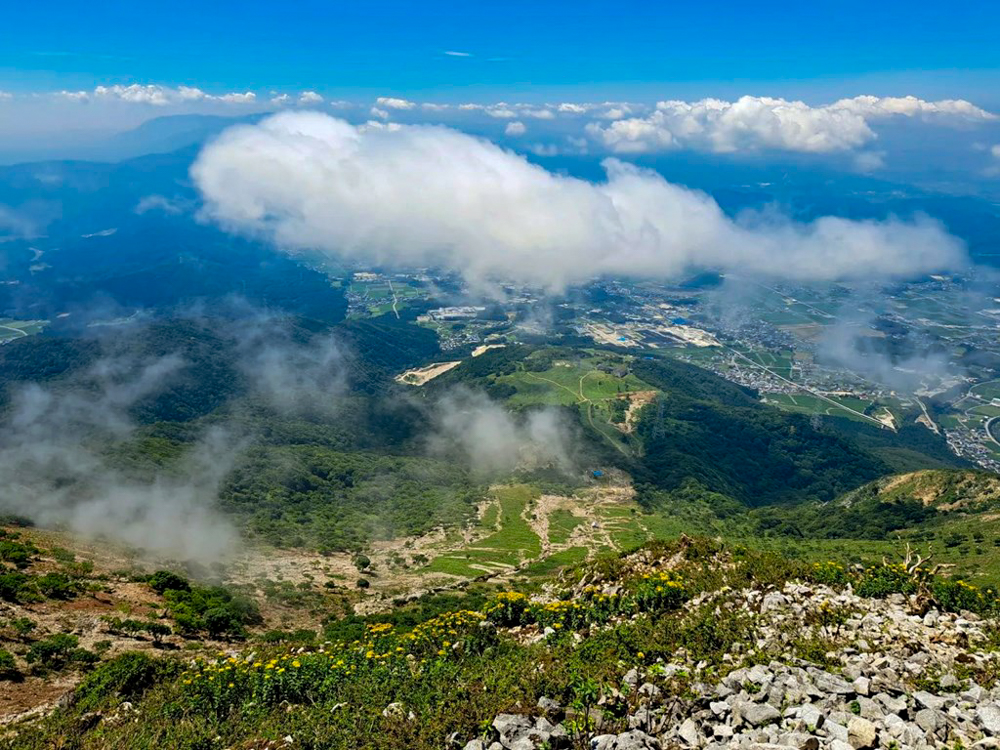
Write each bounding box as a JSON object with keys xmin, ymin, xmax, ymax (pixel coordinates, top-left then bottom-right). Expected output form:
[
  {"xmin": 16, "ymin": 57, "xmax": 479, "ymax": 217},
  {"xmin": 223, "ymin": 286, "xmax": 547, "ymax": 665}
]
[
  {"xmin": 444, "ymin": 50, "xmax": 473, "ymax": 57},
  {"xmin": 55, "ymin": 84, "xmax": 256, "ymax": 106},
  {"xmin": 991, "ymin": 144, "xmax": 1000, "ymax": 159},
  {"xmin": 853, "ymin": 151, "xmax": 886, "ymax": 172},
  {"xmin": 270, "ymin": 93, "xmax": 291, "ymax": 106},
  {"xmin": 192, "ymin": 112, "xmax": 966, "ymax": 292},
  {"xmin": 56, "ymin": 90, "xmax": 90, "ymax": 102},
  {"xmin": 374, "ymin": 96, "xmax": 416, "ymax": 110},
  {"xmin": 0, "ymin": 91, "xmax": 12, "ymax": 101},
  {"xmin": 216, "ymin": 91, "xmax": 255, "ymax": 104},
  {"xmin": 370, "ymin": 107, "xmax": 390, "ymax": 120},
  {"xmin": 176, "ymin": 85, "xmax": 208, "ymax": 102},
  {"xmin": 832, "ymin": 95, "xmax": 996, "ymax": 120},
  {"xmin": 556, "ymin": 103, "xmax": 589, "ymax": 114},
  {"xmin": 528, "ymin": 143, "xmax": 560, "ymax": 157},
  {"xmin": 485, "ymin": 105, "xmax": 518, "ymax": 119},
  {"xmin": 298, "ymin": 90, "xmax": 323, "ymax": 105},
  {"xmin": 589, "ymin": 96, "xmax": 875, "ymax": 154},
  {"xmin": 505, "ymin": 121, "xmax": 527, "ymax": 137},
  {"xmin": 520, "ymin": 107, "xmax": 556, "ymax": 120},
  {"xmin": 360, "ymin": 120, "xmax": 402, "ymax": 132},
  {"xmin": 587, "ymin": 95, "xmax": 996, "ymax": 154},
  {"xmin": 95, "ymin": 84, "xmax": 177, "ymax": 105},
  {"xmin": 597, "ymin": 104, "xmax": 640, "ymax": 120},
  {"xmin": 135, "ymin": 194, "xmax": 185, "ymax": 215}
]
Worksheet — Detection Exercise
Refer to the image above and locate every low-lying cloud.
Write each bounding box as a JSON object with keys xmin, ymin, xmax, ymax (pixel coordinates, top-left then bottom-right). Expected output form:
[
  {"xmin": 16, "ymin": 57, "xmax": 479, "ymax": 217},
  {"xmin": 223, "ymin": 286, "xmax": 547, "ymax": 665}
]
[
  {"xmin": 192, "ymin": 112, "xmax": 967, "ymax": 292},
  {"xmin": 427, "ymin": 388, "xmax": 575, "ymax": 477},
  {"xmin": 232, "ymin": 315, "xmax": 349, "ymax": 416},
  {"xmin": 0, "ymin": 354, "xmax": 239, "ymax": 562}
]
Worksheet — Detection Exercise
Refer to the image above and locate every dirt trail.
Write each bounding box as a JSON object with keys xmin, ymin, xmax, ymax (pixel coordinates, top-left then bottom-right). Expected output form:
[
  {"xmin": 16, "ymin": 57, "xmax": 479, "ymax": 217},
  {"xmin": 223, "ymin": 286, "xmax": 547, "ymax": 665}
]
[{"xmin": 620, "ymin": 390, "xmax": 657, "ymax": 433}]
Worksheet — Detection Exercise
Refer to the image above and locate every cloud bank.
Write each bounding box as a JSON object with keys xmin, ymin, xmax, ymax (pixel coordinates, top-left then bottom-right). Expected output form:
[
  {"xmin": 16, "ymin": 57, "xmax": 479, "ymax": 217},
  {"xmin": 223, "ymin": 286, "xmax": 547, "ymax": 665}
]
[
  {"xmin": 56, "ymin": 84, "xmax": 257, "ymax": 106},
  {"xmin": 587, "ymin": 95, "xmax": 996, "ymax": 154},
  {"xmin": 192, "ymin": 112, "xmax": 966, "ymax": 291}
]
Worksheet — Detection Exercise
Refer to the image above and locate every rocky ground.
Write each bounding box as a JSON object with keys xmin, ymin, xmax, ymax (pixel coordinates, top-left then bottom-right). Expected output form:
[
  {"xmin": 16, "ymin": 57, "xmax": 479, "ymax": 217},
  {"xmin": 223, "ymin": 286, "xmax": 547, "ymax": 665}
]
[{"xmin": 466, "ymin": 581, "xmax": 1000, "ymax": 750}]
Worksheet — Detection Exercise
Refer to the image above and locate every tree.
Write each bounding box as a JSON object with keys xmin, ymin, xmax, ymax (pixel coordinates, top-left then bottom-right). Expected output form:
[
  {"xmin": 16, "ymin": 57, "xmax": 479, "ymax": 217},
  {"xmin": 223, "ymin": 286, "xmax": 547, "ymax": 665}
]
[
  {"xmin": 141, "ymin": 621, "xmax": 172, "ymax": 644},
  {"xmin": 148, "ymin": 571, "xmax": 191, "ymax": 595}
]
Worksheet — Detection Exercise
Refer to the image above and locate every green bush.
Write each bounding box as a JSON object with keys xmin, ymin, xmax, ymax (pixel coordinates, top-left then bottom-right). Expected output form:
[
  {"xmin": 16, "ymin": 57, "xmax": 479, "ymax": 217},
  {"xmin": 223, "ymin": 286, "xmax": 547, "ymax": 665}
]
[
  {"xmin": 26, "ymin": 633, "xmax": 94, "ymax": 671},
  {"xmin": 0, "ymin": 539, "xmax": 35, "ymax": 568},
  {"xmin": 0, "ymin": 649, "xmax": 17, "ymax": 678},
  {"xmin": 142, "ymin": 621, "xmax": 173, "ymax": 642},
  {"xmin": 854, "ymin": 563, "xmax": 917, "ymax": 599},
  {"xmin": 148, "ymin": 570, "xmax": 191, "ymax": 595},
  {"xmin": 933, "ymin": 579, "xmax": 996, "ymax": 616},
  {"xmin": 74, "ymin": 652, "xmax": 178, "ymax": 712},
  {"xmin": 9, "ymin": 616, "xmax": 35, "ymax": 639},
  {"xmin": 162, "ymin": 584, "xmax": 261, "ymax": 640},
  {"xmin": 35, "ymin": 572, "xmax": 77, "ymax": 600},
  {"xmin": 0, "ymin": 571, "xmax": 28, "ymax": 602}
]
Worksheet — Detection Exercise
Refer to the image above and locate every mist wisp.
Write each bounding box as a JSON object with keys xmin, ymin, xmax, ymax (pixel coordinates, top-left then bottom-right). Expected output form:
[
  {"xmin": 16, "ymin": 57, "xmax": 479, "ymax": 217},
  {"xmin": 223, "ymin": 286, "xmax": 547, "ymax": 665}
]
[
  {"xmin": 0, "ymin": 353, "xmax": 240, "ymax": 563},
  {"xmin": 427, "ymin": 388, "xmax": 576, "ymax": 477}
]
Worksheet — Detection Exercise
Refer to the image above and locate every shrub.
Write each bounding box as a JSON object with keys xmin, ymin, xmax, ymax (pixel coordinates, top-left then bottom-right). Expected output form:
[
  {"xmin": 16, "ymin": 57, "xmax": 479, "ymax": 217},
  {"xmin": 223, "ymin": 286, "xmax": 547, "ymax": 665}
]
[
  {"xmin": 162, "ymin": 584, "xmax": 261, "ymax": 640},
  {"xmin": 855, "ymin": 563, "xmax": 917, "ymax": 599},
  {"xmin": 0, "ymin": 649, "xmax": 17, "ymax": 678},
  {"xmin": 148, "ymin": 570, "xmax": 191, "ymax": 595},
  {"xmin": 74, "ymin": 652, "xmax": 177, "ymax": 711},
  {"xmin": 629, "ymin": 571, "xmax": 687, "ymax": 613},
  {"xmin": 26, "ymin": 634, "xmax": 91, "ymax": 671},
  {"xmin": 483, "ymin": 592, "xmax": 530, "ymax": 627},
  {"xmin": 933, "ymin": 579, "xmax": 995, "ymax": 616},
  {"xmin": 35, "ymin": 572, "xmax": 77, "ymax": 600},
  {"xmin": 142, "ymin": 621, "xmax": 173, "ymax": 642},
  {"xmin": 10, "ymin": 616, "xmax": 35, "ymax": 640},
  {"xmin": 808, "ymin": 561, "xmax": 850, "ymax": 586},
  {"xmin": 205, "ymin": 608, "xmax": 245, "ymax": 639},
  {"xmin": 0, "ymin": 572, "xmax": 29, "ymax": 602},
  {"xmin": 0, "ymin": 537, "xmax": 36, "ymax": 568}
]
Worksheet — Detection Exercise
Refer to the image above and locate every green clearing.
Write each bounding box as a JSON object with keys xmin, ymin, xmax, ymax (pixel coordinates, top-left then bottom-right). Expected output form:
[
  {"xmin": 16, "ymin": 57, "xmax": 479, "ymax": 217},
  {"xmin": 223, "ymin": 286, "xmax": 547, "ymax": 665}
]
[
  {"xmin": 547, "ymin": 508, "xmax": 583, "ymax": 545},
  {"xmin": 501, "ymin": 353, "xmax": 655, "ymax": 408},
  {"xmin": 0, "ymin": 318, "xmax": 48, "ymax": 342},
  {"xmin": 519, "ymin": 546, "xmax": 589, "ymax": 577},
  {"xmin": 759, "ymin": 308, "xmax": 813, "ymax": 325},
  {"xmin": 763, "ymin": 391, "xmax": 878, "ymax": 425},
  {"xmin": 971, "ymin": 380, "xmax": 1000, "ymax": 402},
  {"xmin": 828, "ymin": 395, "xmax": 874, "ymax": 413},
  {"xmin": 423, "ymin": 485, "xmax": 541, "ymax": 577},
  {"xmin": 495, "ymin": 353, "xmax": 657, "ymax": 456},
  {"xmin": 480, "ymin": 502, "xmax": 499, "ymax": 530}
]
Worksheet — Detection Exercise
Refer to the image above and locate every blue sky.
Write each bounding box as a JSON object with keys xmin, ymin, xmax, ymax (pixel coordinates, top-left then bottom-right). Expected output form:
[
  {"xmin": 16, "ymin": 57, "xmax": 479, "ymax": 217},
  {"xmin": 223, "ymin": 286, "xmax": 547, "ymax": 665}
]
[
  {"xmin": 1, "ymin": 0, "xmax": 999, "ymax": 104},
  {"xmin": 0, "ymin": 0, "xmax": 999, "ymax": 189}
]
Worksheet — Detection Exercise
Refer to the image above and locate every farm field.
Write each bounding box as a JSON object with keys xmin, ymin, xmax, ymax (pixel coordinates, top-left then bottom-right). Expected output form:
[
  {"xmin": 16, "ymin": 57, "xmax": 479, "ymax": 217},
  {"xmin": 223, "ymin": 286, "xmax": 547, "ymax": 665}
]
[
  {"xmin": 420, "ymin": 483, "xmax": 661, "ymax": 581},
  {"xmin": 0, "ymin": 318, "xmax": 48, "ymax": 343}
]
